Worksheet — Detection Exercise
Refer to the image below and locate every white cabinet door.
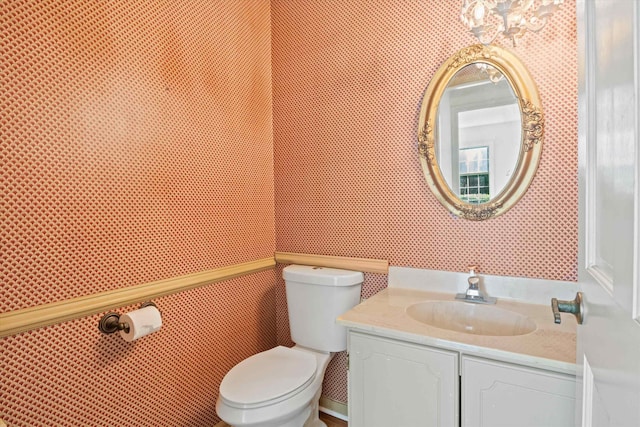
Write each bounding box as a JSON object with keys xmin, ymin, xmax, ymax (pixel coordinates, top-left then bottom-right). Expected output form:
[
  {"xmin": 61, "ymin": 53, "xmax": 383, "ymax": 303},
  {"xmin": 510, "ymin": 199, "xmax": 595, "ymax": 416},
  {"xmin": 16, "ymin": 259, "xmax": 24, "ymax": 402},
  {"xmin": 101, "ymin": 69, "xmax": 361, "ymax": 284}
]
[
  {"xmin": 462, "ymin": 356, "xmax": 576, "ymax": 427},
  {"xmin": 348, "ymin": 331, "xmax": 458, "ymax": 427},
  {"xmin": 577, "ymin": 1, "xmax": 640, "ymax": 426}
]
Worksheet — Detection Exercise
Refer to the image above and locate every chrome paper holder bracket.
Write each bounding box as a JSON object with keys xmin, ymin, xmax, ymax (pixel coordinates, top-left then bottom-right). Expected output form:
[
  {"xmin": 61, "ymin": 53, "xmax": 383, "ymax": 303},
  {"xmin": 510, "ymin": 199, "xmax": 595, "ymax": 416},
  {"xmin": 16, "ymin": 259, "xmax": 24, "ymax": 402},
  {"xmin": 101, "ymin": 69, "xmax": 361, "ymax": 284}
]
[
  {"xmin": 98, "ymin": 301, "xmax": 157, "ymax": 334},
  {"xmin": 551, "ymin": 292, "xmax": 583, "ymax": 325}
]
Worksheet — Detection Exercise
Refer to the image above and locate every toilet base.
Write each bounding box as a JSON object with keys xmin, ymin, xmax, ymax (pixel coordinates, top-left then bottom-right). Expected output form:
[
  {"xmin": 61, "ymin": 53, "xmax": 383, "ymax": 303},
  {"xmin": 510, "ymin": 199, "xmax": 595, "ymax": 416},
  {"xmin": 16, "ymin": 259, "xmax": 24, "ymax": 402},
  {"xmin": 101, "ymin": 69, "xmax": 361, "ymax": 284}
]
[{"xmin": 300, "ymin": 388, "xmax": 325, "ymax": 427}]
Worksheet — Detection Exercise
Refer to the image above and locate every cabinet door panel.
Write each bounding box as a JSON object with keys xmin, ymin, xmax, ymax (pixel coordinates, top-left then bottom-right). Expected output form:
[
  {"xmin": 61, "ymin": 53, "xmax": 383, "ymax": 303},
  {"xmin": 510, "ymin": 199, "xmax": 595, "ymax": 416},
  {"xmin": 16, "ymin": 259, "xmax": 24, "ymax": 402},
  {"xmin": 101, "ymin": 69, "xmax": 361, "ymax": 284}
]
[
  {"xmin": 462, "ymin": 356, "xmax": 575, "ymax": 427},
  {"xmin": 348, "ymin": 332, "xmax": 458, "ymax": 427}
]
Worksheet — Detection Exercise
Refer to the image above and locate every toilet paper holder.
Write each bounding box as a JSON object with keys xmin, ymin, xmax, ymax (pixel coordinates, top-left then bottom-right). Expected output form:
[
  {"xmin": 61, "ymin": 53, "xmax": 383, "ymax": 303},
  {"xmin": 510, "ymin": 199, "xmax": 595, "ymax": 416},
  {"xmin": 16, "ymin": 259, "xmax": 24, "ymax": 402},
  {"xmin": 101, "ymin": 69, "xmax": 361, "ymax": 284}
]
[{"xmin": 98, "ymin": 302, "xmax": 158, "ymax": 334}]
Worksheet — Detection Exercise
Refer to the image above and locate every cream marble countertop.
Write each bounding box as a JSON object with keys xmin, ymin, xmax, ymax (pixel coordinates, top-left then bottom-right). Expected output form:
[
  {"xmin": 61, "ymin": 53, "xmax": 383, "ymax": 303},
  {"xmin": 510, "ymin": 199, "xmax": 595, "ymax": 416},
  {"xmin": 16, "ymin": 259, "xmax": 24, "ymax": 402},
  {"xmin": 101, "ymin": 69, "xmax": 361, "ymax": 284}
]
[{"xmin": 337, "ymin": 288, "xmax": 577, "ymax": 375}]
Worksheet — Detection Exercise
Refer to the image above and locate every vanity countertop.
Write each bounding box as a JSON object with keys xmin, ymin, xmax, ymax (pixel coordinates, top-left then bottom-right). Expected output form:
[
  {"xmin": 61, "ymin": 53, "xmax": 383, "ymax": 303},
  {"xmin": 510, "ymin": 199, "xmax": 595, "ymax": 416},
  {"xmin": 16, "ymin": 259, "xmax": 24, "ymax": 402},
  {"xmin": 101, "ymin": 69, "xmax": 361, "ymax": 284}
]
[{"xmin": 337, "ymin": 288, "xmax": 577, "ymax": 375}]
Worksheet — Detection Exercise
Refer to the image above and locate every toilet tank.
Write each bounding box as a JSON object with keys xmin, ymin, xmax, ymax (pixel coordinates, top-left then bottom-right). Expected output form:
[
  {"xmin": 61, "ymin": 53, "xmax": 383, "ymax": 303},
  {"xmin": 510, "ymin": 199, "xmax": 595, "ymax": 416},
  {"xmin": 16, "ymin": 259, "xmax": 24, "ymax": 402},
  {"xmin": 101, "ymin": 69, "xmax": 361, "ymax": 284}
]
[{"xmin": 283, "ymin": 265, "xmax": 363, "ymax": 352}]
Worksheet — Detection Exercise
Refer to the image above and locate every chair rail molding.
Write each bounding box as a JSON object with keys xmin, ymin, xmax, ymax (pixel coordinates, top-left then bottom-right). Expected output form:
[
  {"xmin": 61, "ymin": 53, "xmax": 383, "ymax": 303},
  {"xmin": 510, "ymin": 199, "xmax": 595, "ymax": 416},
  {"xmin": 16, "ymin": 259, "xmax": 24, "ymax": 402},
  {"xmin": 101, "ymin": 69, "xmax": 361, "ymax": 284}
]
[
  {"xmin": 0, "ymin": 257, "xmax": 276, "ymax": 338},
  {"xmin": 274, "ymin": 252, "xmax": 389, "ymax": 274}
]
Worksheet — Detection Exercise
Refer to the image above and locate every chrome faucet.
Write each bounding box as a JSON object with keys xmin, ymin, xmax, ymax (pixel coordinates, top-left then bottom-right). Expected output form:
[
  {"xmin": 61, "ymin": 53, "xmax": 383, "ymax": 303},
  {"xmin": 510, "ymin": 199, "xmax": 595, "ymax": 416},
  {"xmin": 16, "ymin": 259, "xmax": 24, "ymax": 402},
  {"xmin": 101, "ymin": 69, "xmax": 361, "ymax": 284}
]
[{"xmin": 455, "ymin": 265, "xmax": 497, "ymax": 304}]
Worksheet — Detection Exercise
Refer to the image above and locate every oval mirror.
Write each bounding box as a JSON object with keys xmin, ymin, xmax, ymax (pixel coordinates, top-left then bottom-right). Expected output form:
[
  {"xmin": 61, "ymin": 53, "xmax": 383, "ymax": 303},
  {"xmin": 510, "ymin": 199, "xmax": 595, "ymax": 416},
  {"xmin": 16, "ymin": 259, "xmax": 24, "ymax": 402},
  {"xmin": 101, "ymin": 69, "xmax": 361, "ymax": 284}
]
[{"xmin": 418, "ymin": 45, "xmax": 543, "ymax": 220}]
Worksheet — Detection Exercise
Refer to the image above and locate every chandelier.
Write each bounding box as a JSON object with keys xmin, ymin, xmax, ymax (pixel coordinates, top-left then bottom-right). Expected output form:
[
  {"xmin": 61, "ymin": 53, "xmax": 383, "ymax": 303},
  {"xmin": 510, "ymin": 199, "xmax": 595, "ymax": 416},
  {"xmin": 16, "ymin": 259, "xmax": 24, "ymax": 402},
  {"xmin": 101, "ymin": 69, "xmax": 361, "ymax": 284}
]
[{"xmin": 460, "ymin": 0, "xmax": 564, "ymax": 47}]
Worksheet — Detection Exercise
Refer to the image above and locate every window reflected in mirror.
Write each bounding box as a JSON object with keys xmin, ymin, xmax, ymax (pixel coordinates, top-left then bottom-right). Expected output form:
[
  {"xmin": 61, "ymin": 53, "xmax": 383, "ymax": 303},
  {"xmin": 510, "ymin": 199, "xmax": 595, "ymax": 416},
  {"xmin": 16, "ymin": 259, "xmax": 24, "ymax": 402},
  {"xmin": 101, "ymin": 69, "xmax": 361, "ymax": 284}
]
[{"xmin": 459, "ymin": 147, "xmax": 490, "ymax": 204}]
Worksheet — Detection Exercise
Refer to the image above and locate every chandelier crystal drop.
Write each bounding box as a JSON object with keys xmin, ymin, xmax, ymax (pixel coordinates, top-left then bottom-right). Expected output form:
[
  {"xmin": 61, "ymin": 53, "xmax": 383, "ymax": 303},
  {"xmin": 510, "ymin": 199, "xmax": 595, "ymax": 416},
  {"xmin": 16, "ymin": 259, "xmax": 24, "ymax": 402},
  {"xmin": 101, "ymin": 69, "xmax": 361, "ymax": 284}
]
[{"xmin": 460, "ymin": 0, "xmax": 563, "ymax": 47}]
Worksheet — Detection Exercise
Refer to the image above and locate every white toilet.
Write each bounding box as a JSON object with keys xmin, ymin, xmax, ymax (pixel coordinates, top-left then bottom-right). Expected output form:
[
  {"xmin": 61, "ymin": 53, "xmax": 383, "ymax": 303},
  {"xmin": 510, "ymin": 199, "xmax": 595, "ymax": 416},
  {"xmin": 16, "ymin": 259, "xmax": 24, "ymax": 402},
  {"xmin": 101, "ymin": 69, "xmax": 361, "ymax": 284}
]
[{"xmin": 216, "ymin": 265, "xmax": 364, "ymax": 427}]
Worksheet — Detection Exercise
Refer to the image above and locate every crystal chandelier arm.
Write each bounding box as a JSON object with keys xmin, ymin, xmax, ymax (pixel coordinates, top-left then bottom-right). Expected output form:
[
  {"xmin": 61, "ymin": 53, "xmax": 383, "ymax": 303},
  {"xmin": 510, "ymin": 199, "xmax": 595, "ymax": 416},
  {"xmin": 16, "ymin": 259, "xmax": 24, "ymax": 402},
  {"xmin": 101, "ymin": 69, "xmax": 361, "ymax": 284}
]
[
  {"xmin": 460, "ymin": 0, "xmax": 563, "ymax": 46},
  {"xmin": 471, "ymin": 25, "xmax": 501, "ymax": 45},
  {"xmin": 525, "ymin": 2, "xmax": 562, "ymax": 33},
  {"xmin": 461, "ymin": 0, "xmax": 502, "ymax": 45},
  {"xmin": 524, "ymin": 16, "xmax": 548, "ymax": 33}
]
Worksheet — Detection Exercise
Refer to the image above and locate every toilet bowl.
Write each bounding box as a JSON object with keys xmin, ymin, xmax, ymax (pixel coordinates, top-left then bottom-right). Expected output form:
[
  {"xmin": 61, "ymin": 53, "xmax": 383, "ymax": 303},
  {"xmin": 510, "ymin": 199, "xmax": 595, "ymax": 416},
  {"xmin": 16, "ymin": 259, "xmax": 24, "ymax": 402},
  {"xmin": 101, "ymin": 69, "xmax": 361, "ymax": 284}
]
[
  {"xmin": 216, "ymin": 345, "xmax": 332, "ymax": 427},
  {"xmin": 215, "ymin": 265, "xmax": 364, "ymax": 427}
]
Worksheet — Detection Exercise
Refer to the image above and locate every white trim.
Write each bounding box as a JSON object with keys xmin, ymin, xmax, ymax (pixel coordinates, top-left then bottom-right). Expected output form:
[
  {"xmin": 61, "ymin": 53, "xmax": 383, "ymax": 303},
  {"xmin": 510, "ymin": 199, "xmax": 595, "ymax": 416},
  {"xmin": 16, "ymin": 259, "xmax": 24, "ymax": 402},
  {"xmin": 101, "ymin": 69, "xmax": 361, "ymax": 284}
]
[
  {"xmin": 582, "ymin": 0, "xmax": 615, "ymax": 297},
  {"xmin": 318, "ymin": 406, "xmax": 347, "ymax": 421},
  {"xmin": 633, "ymin": 0, "xmax": 640, "ymax": 321},
  {"xmin": 586, "ymin": 266, "xmax": 613, "ymax": 298},
  {"xmin": 319, "ymin": 396, "xmax": 348, "ymax": 419},
  {"xmin": 581, "ymin": 355, "xmax": 594, "ymax": 427}
]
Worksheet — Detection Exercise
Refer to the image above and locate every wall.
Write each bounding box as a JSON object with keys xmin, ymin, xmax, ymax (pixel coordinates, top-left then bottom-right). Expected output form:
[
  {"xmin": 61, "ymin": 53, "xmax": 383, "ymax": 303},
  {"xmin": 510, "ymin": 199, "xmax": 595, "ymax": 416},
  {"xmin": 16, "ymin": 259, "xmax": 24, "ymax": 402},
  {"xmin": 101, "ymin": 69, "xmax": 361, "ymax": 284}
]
[
  {"xmin": 272, "ymin": 0, "xmax": 577, "ymax": 405},
  {"xmin": 1, "ymin": 1, "xmax": 275, "ymax": 425},
  {"xmin": 2, "ymin": 0, "xmax": 579, "ymax": 422}
]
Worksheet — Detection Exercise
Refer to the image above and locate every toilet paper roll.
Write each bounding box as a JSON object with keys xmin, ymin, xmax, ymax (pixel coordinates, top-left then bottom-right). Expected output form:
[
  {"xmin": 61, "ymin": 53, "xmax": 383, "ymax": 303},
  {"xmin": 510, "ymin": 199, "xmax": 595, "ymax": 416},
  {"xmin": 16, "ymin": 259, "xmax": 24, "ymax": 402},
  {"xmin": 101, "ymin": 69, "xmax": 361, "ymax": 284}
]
[{"xmin": 119, "ymin": 305, "xmax": 162, "ymax": 342}]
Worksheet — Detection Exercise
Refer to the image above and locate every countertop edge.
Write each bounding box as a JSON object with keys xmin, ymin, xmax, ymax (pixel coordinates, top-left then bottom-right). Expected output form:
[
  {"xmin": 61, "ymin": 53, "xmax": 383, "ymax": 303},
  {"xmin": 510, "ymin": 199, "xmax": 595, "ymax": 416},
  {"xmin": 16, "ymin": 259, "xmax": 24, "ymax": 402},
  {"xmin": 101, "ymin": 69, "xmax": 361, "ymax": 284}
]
[{"xmin": 339, "ymin": 319, "xmax": 577, "ymax": 376}]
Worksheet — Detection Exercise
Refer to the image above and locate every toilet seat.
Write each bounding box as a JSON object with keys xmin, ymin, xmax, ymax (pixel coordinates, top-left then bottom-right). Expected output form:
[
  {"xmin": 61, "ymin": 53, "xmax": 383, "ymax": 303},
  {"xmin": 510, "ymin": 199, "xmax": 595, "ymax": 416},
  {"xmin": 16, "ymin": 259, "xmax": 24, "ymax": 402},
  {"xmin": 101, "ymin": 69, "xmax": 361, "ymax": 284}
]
[{"xmin": 219, "ymin": 346, "xmax": 317, "ymax": 410}]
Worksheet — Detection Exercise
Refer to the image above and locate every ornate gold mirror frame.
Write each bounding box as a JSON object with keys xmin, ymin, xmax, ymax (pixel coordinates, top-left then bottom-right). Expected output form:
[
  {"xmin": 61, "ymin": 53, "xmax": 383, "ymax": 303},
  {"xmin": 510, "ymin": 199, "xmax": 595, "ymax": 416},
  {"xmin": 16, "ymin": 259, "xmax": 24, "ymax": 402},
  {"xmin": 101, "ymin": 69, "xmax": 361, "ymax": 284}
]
[{"xmin": 418, "ymin": 44, "xmax": 543, "ymax": 220}]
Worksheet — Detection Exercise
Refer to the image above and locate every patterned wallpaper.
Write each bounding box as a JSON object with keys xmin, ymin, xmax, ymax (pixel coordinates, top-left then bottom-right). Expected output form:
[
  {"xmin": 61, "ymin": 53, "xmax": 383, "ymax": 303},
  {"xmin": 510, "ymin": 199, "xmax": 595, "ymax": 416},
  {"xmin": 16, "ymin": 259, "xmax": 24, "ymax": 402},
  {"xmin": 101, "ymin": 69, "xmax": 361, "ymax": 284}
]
[
  {"xmin": 272, "ymin": 0, "xmax": 578, "ymax": 281},
  {"xmin": 1, "ymin": 1, "xmax": 275, "ymax": 425},
  {"xmin": 2, "ymin": 0, "xmax": 579, "ymax": 423},
  {"xmin": 2, "ymin": 0, "xmax": 275, "ymax": 312},
  {"xmin": 272, "ymin": 0, "xmax": 578, "ymax": 404},
  {"xmin": 2, "ymin": 272, "xmax": 277, "ymax": 426}
]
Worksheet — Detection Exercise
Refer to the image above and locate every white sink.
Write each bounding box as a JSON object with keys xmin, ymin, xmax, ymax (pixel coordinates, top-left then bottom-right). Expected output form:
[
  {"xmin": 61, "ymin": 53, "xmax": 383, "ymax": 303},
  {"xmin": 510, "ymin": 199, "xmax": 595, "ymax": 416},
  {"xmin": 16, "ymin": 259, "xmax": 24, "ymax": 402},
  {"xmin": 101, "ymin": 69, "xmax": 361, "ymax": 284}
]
[{"xmin": 406, "ymin": 301, "xmax": 537, "ymax": 336}]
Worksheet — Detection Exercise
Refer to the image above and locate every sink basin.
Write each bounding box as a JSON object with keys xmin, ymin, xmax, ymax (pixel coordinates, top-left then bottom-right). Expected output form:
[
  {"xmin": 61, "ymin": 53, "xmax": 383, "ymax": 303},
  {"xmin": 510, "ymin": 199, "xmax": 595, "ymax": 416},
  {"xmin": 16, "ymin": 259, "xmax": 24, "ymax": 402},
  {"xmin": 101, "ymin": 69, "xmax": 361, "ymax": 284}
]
[{"xmin": 406, "ymin": 301, "xmax": 537, "ymax": 336}]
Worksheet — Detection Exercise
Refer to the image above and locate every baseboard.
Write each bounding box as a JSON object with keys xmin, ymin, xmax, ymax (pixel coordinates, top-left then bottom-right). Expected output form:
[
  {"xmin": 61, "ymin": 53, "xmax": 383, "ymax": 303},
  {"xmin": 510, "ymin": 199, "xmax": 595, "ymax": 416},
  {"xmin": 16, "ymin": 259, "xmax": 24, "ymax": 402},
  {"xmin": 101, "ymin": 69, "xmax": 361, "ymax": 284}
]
[{"xmin": 319, "ymin": 396, "xmax": 348, "ymax": 421}]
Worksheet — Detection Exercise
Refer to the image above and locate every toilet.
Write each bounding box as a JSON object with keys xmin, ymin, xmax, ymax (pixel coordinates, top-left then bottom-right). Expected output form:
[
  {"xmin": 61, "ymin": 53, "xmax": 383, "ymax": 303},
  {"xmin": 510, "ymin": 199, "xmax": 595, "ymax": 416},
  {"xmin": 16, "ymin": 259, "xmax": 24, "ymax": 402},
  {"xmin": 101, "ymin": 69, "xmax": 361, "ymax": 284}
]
[{"xmin": 216, "ymin": 265, "xmax": 364, "ymax": 427}]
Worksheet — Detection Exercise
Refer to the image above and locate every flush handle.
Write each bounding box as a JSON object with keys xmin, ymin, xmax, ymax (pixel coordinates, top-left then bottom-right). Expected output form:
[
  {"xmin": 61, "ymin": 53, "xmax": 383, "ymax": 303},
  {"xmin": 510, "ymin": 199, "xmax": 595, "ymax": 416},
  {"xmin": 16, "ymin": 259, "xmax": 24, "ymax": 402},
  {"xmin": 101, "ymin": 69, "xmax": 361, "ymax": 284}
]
[{"xmin": 551, "ymin": 292, "xmax": 583, "ymax": 325}]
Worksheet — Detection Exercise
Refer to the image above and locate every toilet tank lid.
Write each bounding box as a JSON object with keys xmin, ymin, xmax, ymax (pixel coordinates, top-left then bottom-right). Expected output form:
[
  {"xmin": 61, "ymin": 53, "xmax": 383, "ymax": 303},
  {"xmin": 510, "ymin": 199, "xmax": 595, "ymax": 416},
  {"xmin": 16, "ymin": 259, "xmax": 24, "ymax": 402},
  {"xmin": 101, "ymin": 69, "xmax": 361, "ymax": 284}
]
[{"xmin": 283, "ymin": 265, "xmax": 364, "ymax": 286}]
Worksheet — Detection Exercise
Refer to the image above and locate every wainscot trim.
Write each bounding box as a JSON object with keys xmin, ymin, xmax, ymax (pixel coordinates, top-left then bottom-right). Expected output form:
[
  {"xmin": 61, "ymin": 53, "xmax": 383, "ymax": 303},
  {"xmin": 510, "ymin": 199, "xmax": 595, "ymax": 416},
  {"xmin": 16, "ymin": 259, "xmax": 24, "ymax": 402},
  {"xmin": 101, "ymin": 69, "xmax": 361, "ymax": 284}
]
[
  {"xmin": 275, "ymin": 252, "xmax": 389, "ymax": 274},
  {"xmin": 0, "ymin": 257, "xmax": 275, "ymax": 338}
]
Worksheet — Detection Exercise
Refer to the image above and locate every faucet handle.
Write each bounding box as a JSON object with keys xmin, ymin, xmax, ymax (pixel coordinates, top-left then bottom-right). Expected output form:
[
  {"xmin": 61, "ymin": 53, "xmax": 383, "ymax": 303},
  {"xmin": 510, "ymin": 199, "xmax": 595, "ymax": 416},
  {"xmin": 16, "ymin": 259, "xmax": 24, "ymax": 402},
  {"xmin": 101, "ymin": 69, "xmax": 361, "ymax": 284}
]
[{"xmin": 467, "ymin": 264, "xmax": 478, "ymax": 275}]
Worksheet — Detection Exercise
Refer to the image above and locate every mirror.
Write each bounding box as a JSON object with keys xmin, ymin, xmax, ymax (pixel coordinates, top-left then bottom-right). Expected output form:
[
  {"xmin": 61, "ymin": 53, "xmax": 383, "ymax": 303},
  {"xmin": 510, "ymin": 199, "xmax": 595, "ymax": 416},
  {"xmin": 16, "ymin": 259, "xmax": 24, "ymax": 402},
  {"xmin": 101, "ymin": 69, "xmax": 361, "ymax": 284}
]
[{"xmin": 418, "ymin": 45, "xmax": 543, "ymax": 220}]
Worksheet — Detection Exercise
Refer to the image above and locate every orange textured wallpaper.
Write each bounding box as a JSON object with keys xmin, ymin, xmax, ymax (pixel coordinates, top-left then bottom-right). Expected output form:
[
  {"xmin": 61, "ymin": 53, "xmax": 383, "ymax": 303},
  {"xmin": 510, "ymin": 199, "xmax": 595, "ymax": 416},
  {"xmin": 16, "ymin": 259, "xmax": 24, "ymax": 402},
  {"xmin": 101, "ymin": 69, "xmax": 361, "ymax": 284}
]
[
  {"xmin": 2, "ymin": 0, "xmax": 275, "ymax": 312},
  {"xmin": 272, "ymin": 0, "xmax": 578, "ymax": 404},
  {"xmin": 2, "ymin": 0, "xmax": 580, "ymax": 422},
  {"xmin": 1, "ymin": 1, "xmax": 275, "ymax": 425},
  {"xmin": 272, "ymin": 0, "xmax": 578, "ymax": 281}
]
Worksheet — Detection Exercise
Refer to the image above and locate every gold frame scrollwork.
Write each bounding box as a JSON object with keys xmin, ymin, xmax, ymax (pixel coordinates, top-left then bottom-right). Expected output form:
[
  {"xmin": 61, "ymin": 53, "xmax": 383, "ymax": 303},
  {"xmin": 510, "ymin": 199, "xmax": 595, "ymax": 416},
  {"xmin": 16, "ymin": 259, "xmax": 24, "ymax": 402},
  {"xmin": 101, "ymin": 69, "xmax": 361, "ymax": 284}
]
[
  {"xmin": 417, "ymin": 120, "xmax": 434, "ymax": 163},
  {"xmin": 417, "ymin": 44, "xmax": 544, "ymax": 220}
]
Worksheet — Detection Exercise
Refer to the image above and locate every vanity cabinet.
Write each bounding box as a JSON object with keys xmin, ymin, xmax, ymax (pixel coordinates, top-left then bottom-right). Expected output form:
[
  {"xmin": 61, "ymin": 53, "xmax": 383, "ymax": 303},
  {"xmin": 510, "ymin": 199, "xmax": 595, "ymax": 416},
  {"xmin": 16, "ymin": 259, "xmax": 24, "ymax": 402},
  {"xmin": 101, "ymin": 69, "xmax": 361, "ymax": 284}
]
[
  {"xmin": 348, "ymin": 332, "xmax": 459, "ymax": 427},
  {"xmin": 347, "ymin": 331, "xmax": 575, "ymax": 427},
  {"xmin": 461, "ymin": 356, "xmax": 575, "ymax": 427}
]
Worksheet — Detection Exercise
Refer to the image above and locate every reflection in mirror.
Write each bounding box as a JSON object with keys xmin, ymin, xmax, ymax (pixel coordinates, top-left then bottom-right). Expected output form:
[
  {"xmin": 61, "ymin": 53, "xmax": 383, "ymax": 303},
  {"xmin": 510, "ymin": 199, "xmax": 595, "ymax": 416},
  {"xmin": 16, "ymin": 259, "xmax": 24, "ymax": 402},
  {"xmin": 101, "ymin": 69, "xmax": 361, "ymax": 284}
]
[{"xmin": 436, "ymin": 64, "xmax": 521, "ymax": 205}]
